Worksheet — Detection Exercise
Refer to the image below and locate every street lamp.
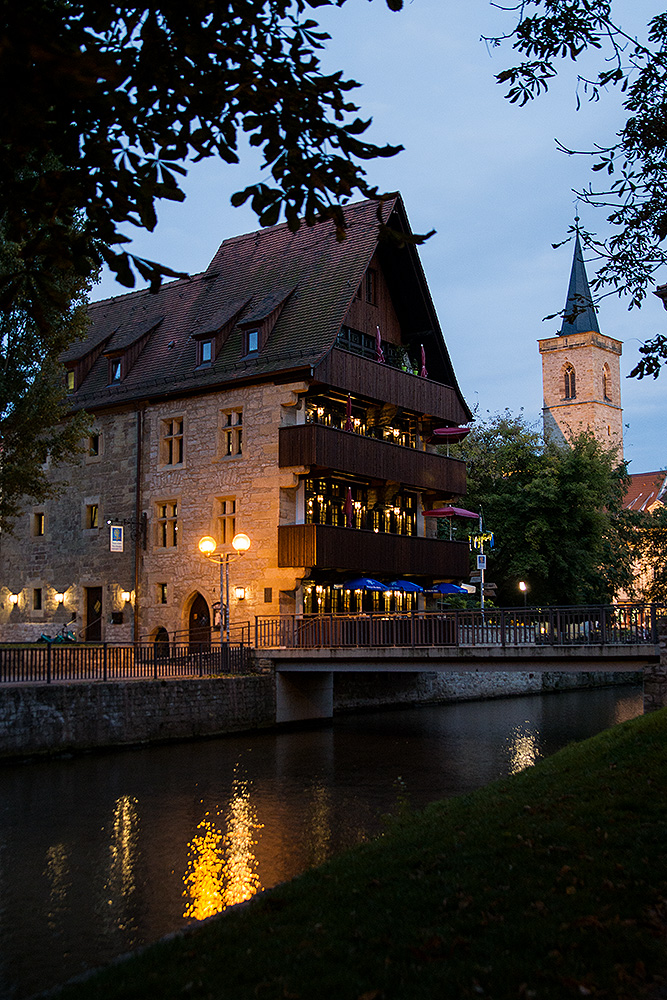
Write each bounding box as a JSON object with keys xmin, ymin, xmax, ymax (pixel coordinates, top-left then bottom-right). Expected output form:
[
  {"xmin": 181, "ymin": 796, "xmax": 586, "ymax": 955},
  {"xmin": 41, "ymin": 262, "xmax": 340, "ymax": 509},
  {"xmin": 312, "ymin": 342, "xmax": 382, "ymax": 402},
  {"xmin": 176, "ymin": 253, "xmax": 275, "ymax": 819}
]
[
  {"xmin": 518, "ymin": 580, "xmax": 528, "ymax": 608},
  {"xmin": 197, "ymin": 532, "xmax": 251, "ymax": 642}
]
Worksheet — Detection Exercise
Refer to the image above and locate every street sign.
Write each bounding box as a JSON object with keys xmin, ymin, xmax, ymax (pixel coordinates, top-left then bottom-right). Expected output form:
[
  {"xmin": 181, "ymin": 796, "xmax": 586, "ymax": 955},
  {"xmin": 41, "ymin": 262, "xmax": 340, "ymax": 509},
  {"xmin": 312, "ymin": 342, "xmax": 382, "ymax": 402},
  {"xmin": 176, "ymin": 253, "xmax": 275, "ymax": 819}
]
[{"xmin": 477, "ymin": 554, "xmax": 487, "ymax": 570}]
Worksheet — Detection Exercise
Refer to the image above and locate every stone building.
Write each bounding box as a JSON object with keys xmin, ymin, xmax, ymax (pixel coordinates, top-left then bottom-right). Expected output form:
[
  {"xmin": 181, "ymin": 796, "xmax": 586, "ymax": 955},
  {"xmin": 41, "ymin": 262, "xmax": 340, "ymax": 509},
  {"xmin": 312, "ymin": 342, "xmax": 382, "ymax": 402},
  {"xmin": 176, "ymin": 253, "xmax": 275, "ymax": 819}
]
[
  {"xmin": 539, "ymin": 231, "xmax": 623, "ymax": 456},
  {"xmin": 0, "ymin": 196, "xmax": 471, "ymax": 645}
]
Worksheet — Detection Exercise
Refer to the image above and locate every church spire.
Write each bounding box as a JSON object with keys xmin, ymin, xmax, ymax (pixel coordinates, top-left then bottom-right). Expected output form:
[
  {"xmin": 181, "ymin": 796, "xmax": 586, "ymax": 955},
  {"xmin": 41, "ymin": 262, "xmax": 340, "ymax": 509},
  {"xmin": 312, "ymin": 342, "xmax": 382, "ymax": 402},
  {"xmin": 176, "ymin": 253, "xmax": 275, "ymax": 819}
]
[{"xmin": 560, "ymin": 225, "xmax": 600, "ymax": 336}]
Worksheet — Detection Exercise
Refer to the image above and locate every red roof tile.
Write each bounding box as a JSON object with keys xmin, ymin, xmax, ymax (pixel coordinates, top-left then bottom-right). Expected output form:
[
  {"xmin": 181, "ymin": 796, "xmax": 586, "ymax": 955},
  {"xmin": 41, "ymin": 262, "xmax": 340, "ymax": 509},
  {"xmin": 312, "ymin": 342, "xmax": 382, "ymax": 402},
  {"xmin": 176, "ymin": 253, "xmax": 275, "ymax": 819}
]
[{"xmin": 623, "ymin": 471, "xmax": 667, "ymax": 511}]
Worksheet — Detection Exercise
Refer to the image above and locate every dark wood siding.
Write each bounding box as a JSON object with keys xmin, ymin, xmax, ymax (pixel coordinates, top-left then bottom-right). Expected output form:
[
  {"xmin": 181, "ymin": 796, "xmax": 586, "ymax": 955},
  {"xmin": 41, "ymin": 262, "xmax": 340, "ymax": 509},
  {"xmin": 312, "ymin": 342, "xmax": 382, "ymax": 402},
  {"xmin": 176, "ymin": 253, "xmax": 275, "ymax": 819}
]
[
  {"xmin": 312, "ymin": 348, "xmax": 470, "ymax": 425},
  {"xmin": 279, "ymin": 424, "xmax": 465, "ymax": 495},
  {"xmin": 278, "ymin": 524, "xmax": 469, "ymax": 577}
]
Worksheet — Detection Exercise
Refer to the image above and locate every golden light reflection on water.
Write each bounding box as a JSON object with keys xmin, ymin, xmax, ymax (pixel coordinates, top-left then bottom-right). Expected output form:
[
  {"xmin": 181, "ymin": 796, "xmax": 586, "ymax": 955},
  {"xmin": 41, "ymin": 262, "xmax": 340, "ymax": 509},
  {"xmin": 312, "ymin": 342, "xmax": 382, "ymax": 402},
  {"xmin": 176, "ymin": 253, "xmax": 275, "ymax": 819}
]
[
  {"xmin": 507, "ymin": 725, "xmax": 540, "ymax": 774},
  {"xmin": 183, "ymin": 775, "xmax": 263, "ymax": 921},
  {"xmin": 103, "ymin": 795, "xmax": 139, "ymax": 930},
  {"xmin": 45, "ymin": 843, "xmax": 70, "ymax": 923}
]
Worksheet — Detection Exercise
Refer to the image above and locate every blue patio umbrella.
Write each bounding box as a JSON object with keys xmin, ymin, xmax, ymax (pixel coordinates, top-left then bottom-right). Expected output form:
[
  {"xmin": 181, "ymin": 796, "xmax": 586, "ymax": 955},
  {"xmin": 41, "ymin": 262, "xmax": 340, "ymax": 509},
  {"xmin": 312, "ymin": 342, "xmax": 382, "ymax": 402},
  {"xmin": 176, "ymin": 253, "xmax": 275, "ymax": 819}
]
[
  {"xmin": 343, "ymin": 577, "xmax": 387, "ymax": 591},
  {"xmin": 425, "ymin": 582, "xmax": 467, "ymax": 595},
  {"xmin": 388, "ymin": 579, "xmax": 423, "ymax": 592}
]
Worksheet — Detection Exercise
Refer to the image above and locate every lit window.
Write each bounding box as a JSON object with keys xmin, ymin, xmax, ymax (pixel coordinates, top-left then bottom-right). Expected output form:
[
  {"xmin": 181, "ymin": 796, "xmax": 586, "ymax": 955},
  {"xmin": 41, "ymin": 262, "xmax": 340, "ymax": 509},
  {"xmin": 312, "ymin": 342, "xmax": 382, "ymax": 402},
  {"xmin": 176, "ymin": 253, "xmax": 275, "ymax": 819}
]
[
  {"xmin": 222, "ymin": 409, "xmax": 243, "ymax": 457},
  {"xmin": 157, "ymin": 501, "xmax": 178, "ymax": 547},
  {"xmin": 218, "ymin": 497, "xmax": 236, "ymax": 544},
  {"xmin": 33, "ymin": 512, "xmax": 45, "ymax": 536},
  {"xmin": 86, "ymin": 504, "xmax": 99, "ymax": 529},
  {"xmin": 161, "ymin": 418, "xmax": 184, "ymax": 465},
  {"xmin": 564, "ymin": 365, "xmax": 576, "ymax": 400},
  {"xmin": 247, "ymin": 329, "xmax": 259, "ymax": 353},
  {"xmin": 66, "ymin": 370, "xmax": 75, "ymax": 392}
]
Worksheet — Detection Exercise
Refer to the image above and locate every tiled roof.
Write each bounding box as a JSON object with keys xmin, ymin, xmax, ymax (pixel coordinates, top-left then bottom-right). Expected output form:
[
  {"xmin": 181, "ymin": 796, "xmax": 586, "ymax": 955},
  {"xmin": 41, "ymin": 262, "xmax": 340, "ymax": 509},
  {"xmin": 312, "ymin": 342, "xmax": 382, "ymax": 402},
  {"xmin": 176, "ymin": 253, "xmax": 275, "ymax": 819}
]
[
  {"xmin": 623, "ymin": 471, "xmax": 667, "ymax": 511},
  {"xmin": 67, "ymin": 195, "xmax": 468, "ymax": 414}
]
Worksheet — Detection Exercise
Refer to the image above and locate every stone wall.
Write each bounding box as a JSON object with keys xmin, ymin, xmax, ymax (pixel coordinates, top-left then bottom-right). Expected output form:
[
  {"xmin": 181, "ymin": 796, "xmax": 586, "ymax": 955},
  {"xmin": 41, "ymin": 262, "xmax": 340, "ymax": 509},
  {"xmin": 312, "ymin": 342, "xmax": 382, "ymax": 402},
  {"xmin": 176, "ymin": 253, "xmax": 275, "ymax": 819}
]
[
  {"xmin": 643, "ymin": 625, "xmax": 667, "ymax": 711},
  {"xmin": 333, "ymin": 669, "xmax": 642, "ymax": 710},
  {"xmin": 0, "ymin": 675, "xmax": 275, "ymax": 759}
]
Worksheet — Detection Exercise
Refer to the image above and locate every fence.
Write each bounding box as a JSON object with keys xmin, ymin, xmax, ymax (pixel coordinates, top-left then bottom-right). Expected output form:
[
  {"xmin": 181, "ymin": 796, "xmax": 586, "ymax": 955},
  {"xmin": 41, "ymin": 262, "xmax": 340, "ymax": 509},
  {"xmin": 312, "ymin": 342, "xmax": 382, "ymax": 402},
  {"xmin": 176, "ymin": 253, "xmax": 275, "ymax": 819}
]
[
  {"xmin": 0, "ymin": 641, "xmax": 252, "ymax": 685},
  {"xmin": 254, "ymin": 603, "xmax": 665, "ymax": 650}
]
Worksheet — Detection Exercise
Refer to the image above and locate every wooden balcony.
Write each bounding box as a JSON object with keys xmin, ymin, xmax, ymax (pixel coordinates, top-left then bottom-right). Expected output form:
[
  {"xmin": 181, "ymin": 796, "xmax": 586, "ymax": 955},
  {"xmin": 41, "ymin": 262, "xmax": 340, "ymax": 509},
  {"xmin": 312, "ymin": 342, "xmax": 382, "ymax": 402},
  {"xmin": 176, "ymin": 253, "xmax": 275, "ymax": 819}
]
[
  {"xmin": 311, "ymin": 347, "xmax": 470, "ymax": 425},
  {"xmin": 279, "ymin": 423, "xmax": 466, "ymax": 494},
  {"xmin": 278, "ymin": 523, "xmax": 469, "ymax": 578}
]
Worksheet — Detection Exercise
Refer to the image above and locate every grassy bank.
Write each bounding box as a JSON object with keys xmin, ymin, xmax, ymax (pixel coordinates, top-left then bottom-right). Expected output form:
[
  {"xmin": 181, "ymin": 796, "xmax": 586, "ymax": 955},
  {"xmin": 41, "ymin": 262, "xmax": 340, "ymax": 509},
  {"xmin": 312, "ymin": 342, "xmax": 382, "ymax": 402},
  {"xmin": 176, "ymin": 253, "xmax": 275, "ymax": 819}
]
[{"xmin": 57, "ymin": 709, "xmax": 667, "ymax": 1000}]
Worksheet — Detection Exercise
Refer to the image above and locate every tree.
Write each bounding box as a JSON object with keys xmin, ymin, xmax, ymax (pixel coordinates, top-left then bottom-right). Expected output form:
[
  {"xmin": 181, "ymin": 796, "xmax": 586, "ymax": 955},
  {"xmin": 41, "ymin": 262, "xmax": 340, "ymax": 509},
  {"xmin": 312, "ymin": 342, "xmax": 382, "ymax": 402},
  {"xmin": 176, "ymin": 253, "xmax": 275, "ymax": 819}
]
[
  {"xmin": 0, "ymin": 215, "xmax": 93, "ymax": 534},
  {"xmin": 0, "ymin": 0, "xmax": 407, "ymax": 530},
  {"xmin": 449, "ymin": 411, "xmax": 633, "ymax": 605},
  {"xmin": 0, "ymin": 0, "xmax": 405, "ymax": 326},
  {"xmin": 486, "ymin": 2, "xmax": 667, "ymax": 378},
  {"xmin": 621, "ymin": 504, "xmax": 667, "ymax": 603}
]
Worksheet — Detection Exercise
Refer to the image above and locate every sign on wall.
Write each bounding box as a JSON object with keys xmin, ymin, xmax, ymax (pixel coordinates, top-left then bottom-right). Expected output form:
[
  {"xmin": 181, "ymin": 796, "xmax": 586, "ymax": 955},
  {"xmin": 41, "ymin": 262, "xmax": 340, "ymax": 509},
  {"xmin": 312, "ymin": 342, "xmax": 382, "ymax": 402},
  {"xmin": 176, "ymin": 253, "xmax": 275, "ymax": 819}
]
[{"xmin": 110, "ymin": 525, "xmax": 124, "ymax": 552}]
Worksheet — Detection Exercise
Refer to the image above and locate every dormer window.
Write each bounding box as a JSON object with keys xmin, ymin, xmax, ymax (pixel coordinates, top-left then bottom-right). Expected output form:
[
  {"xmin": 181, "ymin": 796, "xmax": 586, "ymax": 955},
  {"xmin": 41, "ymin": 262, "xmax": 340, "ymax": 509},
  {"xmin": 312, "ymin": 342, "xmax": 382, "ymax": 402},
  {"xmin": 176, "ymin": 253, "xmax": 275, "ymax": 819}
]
[
  {"xmin": 246, "ymin": 329, "xmax": 259, "ymax": 354},
  {"xmin": 109, "ymin": 359, "xmax": 122, "ymax": 383},
  {"xmin": 201, "ymin": 340, "xmax": 212, "ymax": 364},
  {"xmin": 66, "ymin": 370, "xmax": 75, "ymax": 392}
]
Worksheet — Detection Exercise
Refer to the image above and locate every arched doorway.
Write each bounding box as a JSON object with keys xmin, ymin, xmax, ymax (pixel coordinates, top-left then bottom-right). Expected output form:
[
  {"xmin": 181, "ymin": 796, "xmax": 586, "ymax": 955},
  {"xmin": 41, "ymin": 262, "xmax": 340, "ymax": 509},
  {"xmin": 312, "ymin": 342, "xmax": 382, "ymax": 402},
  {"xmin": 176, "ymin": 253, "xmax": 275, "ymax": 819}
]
[{"xmin": 188, "ymin": 593, "xmax": 211, "ymax": 651}]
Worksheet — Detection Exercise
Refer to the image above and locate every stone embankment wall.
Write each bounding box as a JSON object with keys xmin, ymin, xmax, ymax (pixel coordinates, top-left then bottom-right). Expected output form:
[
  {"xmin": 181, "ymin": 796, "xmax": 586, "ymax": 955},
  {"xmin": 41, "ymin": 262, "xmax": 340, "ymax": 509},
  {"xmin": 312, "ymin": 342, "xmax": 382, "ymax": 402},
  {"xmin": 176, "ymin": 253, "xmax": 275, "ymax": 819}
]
[
  {"xmin": 643, "ymin": 625, "xmax": 667, "ymax": 712},
  {"xmin": 333, "ymin": 669, "xmax": 642, "ymax": 710},
  {"xmin": 0, "ymin": 675, "xmax": 275, "ymax": 759}
]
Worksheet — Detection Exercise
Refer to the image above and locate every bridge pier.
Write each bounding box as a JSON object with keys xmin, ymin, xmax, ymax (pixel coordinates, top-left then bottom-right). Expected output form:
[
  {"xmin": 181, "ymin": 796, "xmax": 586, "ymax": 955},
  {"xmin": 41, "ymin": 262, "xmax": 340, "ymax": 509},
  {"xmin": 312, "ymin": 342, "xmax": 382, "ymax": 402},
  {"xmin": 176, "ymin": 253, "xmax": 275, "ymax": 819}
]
[
  {"xmin": 275, "ymin": 671, "xmax": 334, "ymax": 723},
  {"xmin": 644, "ymin": 625, "xmax": 667, "ymax": 712}
]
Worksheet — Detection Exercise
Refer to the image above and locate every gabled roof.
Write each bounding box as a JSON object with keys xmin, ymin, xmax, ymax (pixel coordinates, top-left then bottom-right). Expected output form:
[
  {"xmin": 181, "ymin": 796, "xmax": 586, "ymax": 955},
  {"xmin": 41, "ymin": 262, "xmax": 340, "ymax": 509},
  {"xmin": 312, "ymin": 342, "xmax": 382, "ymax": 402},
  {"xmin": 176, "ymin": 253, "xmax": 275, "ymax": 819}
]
[
  {"xmin": 623, "ymin": 471, "xmax": 667, "ymax": 512},
  {"xmin": 66, "ymin": 195, "xmax": 468, "ymax": 414},
  {"xmin": 560, "ymin": 232, "xmax": 600, "ymax": 336}
]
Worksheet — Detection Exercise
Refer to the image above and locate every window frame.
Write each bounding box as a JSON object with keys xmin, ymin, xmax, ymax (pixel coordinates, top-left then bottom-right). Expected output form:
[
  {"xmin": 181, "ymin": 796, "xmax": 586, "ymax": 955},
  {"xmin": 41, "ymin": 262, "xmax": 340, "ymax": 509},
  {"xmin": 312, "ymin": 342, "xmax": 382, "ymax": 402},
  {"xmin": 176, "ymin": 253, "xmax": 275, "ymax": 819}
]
[
  {"xmin": 156, "ymin": 500, "xmax": 179, "ymax": 548},
  {"xmin": 160, "ymin": 416, "xmax": 184, "ymax": 467},
  {"xmin": 221, "ymin": 408, "xmax": 243, "ymax": 458}
]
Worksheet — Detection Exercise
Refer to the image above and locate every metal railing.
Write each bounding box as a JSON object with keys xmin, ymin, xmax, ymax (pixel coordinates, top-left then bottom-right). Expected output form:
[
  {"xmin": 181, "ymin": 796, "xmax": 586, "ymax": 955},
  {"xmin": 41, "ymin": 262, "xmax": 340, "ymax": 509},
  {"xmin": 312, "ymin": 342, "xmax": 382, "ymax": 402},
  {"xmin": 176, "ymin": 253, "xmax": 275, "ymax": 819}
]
[
  {"xmin": 254, "ymin": 604, "xmax": 666, "ymax": 650},
  {"xmin": 0, "ymin": 641, "xmax": 254, "ymax": 685}
]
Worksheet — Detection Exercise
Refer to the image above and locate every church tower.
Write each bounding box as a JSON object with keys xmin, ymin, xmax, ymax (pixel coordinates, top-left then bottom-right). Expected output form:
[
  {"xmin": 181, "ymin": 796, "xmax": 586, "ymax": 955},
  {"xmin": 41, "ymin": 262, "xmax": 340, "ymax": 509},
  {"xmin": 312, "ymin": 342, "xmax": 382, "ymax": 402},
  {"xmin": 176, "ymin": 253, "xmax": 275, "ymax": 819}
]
[{"xmin": 538, "ymin": 229, "xmax": 623, "ymax": 456}]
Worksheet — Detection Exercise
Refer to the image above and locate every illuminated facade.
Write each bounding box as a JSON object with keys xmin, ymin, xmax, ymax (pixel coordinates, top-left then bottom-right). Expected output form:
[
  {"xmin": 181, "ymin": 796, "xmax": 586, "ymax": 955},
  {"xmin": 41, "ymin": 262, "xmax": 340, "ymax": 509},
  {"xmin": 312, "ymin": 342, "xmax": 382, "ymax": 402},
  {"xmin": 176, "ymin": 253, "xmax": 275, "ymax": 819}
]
[{"xmin": 0, "ymin": 196, "xmax": 471, "ymax": 644}]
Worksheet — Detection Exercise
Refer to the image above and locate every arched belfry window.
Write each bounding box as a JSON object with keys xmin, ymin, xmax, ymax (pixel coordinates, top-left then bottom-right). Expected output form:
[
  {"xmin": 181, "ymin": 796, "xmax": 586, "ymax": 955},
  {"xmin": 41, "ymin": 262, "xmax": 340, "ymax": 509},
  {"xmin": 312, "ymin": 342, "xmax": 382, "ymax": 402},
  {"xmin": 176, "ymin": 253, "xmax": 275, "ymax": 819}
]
[
  {"xmin": 603, "ymin": 363, "xmax": 611, "ymax": 401},
  {"xmin": 564, "ymin": 364, "xmax": 576, "ymax": 400}
]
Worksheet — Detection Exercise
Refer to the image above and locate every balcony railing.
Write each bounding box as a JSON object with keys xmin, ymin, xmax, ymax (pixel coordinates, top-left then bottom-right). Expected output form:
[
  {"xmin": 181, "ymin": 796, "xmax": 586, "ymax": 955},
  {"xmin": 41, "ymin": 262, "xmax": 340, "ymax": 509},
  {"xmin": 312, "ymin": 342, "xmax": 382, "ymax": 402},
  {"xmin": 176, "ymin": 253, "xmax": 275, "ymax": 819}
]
[
  {"xmin": 279, "ymin": 423, "xmax": 466, "ymax": 494},
  {"xmin": 278, "ymin": 523, "xmax": 469, "ymax": 576}
]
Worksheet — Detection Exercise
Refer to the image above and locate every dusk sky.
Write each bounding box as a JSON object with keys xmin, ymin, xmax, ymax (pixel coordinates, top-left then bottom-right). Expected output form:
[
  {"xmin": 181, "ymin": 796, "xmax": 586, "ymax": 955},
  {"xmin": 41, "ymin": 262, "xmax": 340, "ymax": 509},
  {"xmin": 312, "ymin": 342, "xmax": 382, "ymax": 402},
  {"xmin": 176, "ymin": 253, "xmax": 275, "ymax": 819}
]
[{"xmin": 92, "ymin": 0, "xmax": 665, "ymax": 474}]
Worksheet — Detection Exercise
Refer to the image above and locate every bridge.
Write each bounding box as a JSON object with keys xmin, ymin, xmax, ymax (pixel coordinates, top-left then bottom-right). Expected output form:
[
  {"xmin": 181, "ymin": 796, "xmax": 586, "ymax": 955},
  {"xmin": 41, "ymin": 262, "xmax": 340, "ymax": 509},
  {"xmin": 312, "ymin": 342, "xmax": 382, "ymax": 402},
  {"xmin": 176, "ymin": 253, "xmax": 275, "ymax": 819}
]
[{"xmin": 250, "ymin": 605, "xmax": 664, "ymax": 722}]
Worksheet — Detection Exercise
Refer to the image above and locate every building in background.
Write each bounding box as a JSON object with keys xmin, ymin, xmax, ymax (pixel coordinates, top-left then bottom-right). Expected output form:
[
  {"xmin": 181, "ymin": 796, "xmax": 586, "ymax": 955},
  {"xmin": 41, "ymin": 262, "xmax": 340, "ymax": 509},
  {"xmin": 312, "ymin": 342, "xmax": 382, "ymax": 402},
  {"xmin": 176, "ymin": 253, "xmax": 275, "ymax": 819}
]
[
  {"xmin": 0, "ymin": 196, "xmax": 471, "ymax": 644},
  {"xmin": 539, "ymin": 229, "xmax": 624, "ymax": 456}
]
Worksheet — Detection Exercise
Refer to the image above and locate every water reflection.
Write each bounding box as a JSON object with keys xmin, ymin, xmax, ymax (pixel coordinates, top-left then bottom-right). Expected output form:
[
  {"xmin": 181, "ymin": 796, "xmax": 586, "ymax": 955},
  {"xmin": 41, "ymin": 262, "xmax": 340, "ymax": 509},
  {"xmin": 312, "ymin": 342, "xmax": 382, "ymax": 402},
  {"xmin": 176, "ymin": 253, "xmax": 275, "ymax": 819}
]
[
  {"xmin": 506, "ymin": 724, "xmax": 540, "ymax": 775},
  {"xmin": 0, "ymin": 685, "xmax": 643, "ymax": 999},
  {"xmin": 183, "ymin": 772, "xmax": 263, "ymax": 920}
]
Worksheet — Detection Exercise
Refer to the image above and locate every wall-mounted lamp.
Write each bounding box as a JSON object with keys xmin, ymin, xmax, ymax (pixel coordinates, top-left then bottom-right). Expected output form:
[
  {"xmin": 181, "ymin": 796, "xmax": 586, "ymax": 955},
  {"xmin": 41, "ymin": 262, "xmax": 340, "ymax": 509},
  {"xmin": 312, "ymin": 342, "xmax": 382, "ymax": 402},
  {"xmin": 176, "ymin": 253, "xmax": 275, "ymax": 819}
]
[
  {"xmin": 55, "ymin": 593, "xmax": 65, "ymax": 604},
  {"xmin": 234, "ymin": 586, "xmax": 247, "ymax": 601},
  {"xmin": 121, "ymin": 591, "xmax": 132, "ymax": 603},
  {"xmin": 9, "ymin": 593, "xmax": 19, "ymax": 605}
]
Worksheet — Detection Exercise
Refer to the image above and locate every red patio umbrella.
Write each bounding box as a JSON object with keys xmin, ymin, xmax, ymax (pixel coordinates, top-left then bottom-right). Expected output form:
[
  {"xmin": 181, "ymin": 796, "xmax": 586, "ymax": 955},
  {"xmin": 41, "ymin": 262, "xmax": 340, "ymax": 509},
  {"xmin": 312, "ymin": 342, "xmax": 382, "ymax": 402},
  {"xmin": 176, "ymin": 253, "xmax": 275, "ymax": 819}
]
[
  {"xmin": 345, "ymin": 393, "xmax": 353, "ymax": 432},
  {"xmin": 420, "ymin": 344, "xmax": 427, "ymax": 378},
  {"xmin": 375, "ymin": 325, "xmax": 385, "ymax": 364},
  {"xmin": 423, "ymin": 506, "xmax": 479, "ymax": 519},
  {"xmin": 344, "ymin": 487, "xmax": 354, "ymax": 527}
]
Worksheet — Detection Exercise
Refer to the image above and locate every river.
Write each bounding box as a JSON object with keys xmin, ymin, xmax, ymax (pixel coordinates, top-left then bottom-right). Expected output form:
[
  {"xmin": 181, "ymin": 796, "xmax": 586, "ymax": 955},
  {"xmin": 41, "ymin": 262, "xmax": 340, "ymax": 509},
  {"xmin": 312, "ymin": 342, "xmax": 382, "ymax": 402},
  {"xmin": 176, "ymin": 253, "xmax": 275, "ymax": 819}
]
[{"xmin": 0, "ymin": 684, "xmax": 643, "ymax": 999}]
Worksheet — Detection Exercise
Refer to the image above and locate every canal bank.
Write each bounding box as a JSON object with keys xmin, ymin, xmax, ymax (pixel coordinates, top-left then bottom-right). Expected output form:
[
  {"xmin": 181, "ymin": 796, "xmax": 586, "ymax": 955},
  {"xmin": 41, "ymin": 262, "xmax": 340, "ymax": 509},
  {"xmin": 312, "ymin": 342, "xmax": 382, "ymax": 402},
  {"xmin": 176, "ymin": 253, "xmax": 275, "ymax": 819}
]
[{"xmin": 0, "ymin": 666, "xmax": 643, "ymax": 759}]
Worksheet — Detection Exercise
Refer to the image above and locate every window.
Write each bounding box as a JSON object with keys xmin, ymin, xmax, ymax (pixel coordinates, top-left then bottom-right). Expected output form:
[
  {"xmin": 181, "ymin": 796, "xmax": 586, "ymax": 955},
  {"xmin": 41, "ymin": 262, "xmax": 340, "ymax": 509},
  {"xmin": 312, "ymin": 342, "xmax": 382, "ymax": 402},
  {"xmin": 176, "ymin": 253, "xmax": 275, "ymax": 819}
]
[
  {"xmin": 564, "ymin": 365, "xmax": 576, "ymax": 400},
  {"xmin": 88, "ymin": 433, "xmax": 100, "ymax": 457},
  {"xmin": 157, "ymin": 501, "xmax": 178, "ymax": 547},
  {"xmin": 603, "ymin": 364, "xmax": 611, "ymax": 401},
  {"xmin": 158, "ymin": 583, "xmax": 168, "ymax": 604},
  {"xmin": 246, "ymin": 329, "xmax": 259, "ymax": 353},
  {"xmin": 86, "ymin": 504, "xmax": 99, "ymax": 529},
  {"xmin": 222, "ymin": 409, "xmax": 243, "ymax": 457},
  {"xmin": 199, "ymin": 339, "xmax": 213, "ymax": 365},
  {"xmin": 161, "ymin": 418, "xmax": 184, "ymax": 465},
  {"xmin": 66, "ymin": 370, "xmax": 75, "ymax": 392},
  {"xmin": 109, "ymin": 359, "xmax": 122, "ymax": 383},
  {"xmin": 218, "ymin": 497, "xmax": 236, "ymax": 544},
  {"xmin": 365, "ymin": 268, "xmax": 377, "ymax": 305},
  {"xmin": 264, "ymin": 587, "xmax": 273, "ymax": 604},
  {"xmin": 32, "ymin": 512, "xmax": 45, "ymax": 536},
  {"xmin": 33, "ymin": 588, "xmax": 42, "ymax": 611}
]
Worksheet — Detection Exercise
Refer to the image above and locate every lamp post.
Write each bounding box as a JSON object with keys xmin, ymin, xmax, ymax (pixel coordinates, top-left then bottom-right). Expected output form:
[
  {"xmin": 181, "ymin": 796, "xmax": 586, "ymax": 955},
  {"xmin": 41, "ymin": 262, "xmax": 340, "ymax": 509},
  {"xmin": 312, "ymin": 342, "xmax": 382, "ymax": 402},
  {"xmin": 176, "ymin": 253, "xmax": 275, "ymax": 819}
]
[
  {"xmin": 198, "ymin": 532, "xmax": 251, "ymax": 642},
  {"xmin": 519, "ymin": 580, "xmax": 528, "ymax": 608}
]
